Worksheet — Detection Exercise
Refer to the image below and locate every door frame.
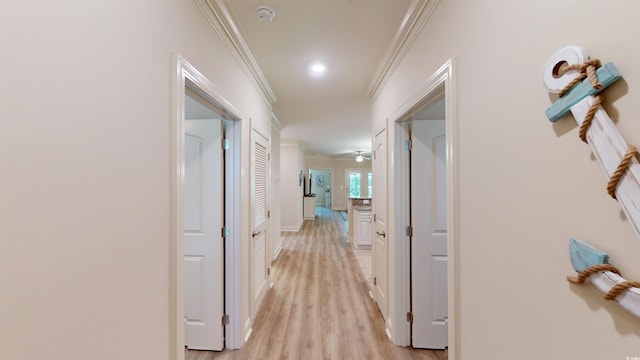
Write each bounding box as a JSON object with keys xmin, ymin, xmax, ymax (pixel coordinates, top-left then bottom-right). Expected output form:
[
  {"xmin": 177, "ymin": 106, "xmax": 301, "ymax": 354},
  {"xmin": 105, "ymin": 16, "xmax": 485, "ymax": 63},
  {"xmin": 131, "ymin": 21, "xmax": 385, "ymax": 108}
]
[
  {"xmin": 308, "ymin": 168, "xmax": 334, "ymax": 208},
  {"xmin": 390, "ymin": 59, "xmax": 458, "ymax": 356},
  {"xmin": 171, "ymin": 54, "xmax": 244, "ymax": 359}
]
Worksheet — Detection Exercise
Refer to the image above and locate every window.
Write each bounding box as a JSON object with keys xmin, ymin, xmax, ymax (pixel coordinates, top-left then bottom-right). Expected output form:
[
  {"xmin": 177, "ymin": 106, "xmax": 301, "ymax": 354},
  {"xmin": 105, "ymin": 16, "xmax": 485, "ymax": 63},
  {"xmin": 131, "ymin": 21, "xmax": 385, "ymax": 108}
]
[
  {"xmin": 349, "ymin": 172, "xmax": 362, "ymax": 198},
  {"xmin": 347, "ymin": 169, "xmax": 372, "ymax": 198}
]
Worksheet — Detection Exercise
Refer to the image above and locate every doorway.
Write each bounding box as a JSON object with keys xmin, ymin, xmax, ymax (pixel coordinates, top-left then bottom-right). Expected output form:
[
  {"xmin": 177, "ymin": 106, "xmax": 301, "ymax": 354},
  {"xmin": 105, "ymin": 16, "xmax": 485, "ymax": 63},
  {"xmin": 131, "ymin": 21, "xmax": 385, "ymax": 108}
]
[
  {"xmin": 308, "ymin": 168, "xmax": 333, "ymax": 209},
  {"xmin": 171, "ymin": 55, "xmax": 244, "ymax": 358},
  {"xmin": 391, "ymin": 59, "xmax": 457, "ymax": 352},
  {"xmin": 409, "ymin": 97, "xmax": 447, "ymax": 349},
  {"xmin": 183, "ymin": 91, "xmax": 226, "ymax": 351}
]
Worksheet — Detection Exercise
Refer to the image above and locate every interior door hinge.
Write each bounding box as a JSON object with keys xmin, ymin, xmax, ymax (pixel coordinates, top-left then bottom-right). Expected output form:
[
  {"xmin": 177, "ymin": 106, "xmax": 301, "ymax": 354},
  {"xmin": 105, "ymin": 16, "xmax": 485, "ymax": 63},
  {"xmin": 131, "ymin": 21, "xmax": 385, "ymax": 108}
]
[
  {"xmin": 373, "ymin": 214, "xmax": 377, "ymax": 222},
  {"xmin": 373, "ymin": 151, "xmax": 376, "ymax": 160},
  {"xmin": 267, "ymin": 210, "xmax": 271, "ymax": 218},
  {"xmin": 405, "ymin": 140, "xmax": 412, "ymax": 151},
  {"xmin": 222, "ymin": 314, "xmax": 229, "ymax": 326},
  {"xmin": 221, "ymin": 227, "xmax": 229, "ymax": 238},
  {"xmin": 222, "ymin": 138, "xmax": 230, "ymax": 150},
  {"xmin": 268, "ymin": 153, "xmax": 271, "ymax": 161},
  {"xmin": 373, "ymin": 277, "xmax": 377, "ymax": 285},
  {"xmin": 406, "ymin": 226, "xmax": 413, "ymax": 237},
  {"xmin": 267, "ymin": 268, "xmax": 270, "ymax": 276},
  {"xmin": 407, "ymin": 312, "xmax": 413, "ymax": 323}
]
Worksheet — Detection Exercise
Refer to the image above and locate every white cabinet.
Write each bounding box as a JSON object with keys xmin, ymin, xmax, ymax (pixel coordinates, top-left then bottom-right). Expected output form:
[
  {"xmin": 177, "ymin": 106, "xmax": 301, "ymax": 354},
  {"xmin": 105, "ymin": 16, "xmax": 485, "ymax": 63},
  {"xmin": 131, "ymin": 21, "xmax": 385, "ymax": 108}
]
[
  {"xmin": 354, "ymin": 208, "xmax": 372, "ymax": 249},
  {"xmin": 303, "ymin": 196, "xmax": 316, "ymax": 220}
]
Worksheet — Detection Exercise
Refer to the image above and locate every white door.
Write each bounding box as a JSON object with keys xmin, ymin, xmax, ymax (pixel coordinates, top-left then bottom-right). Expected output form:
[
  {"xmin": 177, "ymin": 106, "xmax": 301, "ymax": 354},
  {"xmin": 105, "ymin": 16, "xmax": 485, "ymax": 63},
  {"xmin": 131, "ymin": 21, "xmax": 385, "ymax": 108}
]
[
  {"xmin": 184, "ymin": 119, "xmax": 224, "ymax": 350},
  {"xmin": 250, "ymin": 128, "xmax": 270, "ymax": 317},
  {"xmin": 411, "ymin": 119, "xmax": 447, "ymax": 349},
  {"xmin": 372, "ymin": 128, "xmax": 388, "ymax": 318}
]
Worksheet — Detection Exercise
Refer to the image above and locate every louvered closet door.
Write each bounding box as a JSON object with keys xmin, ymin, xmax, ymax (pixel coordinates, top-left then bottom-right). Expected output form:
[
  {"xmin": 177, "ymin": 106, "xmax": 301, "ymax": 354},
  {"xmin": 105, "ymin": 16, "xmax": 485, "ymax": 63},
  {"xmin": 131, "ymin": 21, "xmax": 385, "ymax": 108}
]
[{"xmin": 250, "ymin": 128, "xmax": 270, "ymax": 318}]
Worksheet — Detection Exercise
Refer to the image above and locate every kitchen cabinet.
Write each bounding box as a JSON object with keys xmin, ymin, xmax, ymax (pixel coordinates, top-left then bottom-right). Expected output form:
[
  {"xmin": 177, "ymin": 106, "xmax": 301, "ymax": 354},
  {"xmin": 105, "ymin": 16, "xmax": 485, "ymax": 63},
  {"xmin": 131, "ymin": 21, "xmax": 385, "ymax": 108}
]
[
  {"xmin": 303, "ymin": 196, "xmax": 316, "ymax": 220},
  {"xmin": 353, "ymin": 208, "xmax": 372, "ymax": 249}
]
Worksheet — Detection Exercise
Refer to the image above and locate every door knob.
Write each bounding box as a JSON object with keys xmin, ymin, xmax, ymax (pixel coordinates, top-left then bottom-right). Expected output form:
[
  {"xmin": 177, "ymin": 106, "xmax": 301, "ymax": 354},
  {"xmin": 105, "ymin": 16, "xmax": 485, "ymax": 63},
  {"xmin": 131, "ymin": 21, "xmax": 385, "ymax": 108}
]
[
  {"xmin": 376, "ymin": 231, "xmax": 386, "ymax": 238},
  {"xmin": 252, "ymin": 231, "xmax": 261, "ymax": 238}
]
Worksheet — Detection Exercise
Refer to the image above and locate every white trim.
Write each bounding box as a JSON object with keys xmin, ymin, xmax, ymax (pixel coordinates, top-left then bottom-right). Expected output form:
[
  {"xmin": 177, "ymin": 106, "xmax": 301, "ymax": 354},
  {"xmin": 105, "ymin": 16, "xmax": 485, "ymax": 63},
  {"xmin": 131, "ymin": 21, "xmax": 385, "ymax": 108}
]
[
  {"xmin": 194, "ymin": 0, "xmax": 277, "ymax": 107},
  {"xmin": 392, "ymin": 119, "xmax": 411, "ymax": 345},
  {"xmin": 281, "ymin": 225, "xmax": 302, "ymax": 232},
  {"xmin": 272, "ymin": 244, "xmax": 283, "ymax": 260},
  {"xmin": 271, "ymin": 112, "xmax": 284, "ymax": 132},
  {"xmin": 224, "ymin": 119, "xmax": 243, "ymax": 349},
  {"xmin": 367, "ymin": 0, "xmax": 442, "ymax": 102},
  {"xmin": 171, "ymin": 54, "xmax": 245, "ymax": 358},
  {"xmin": 389, "ymin": 59, "xmax": 458, "ymax": 358}
]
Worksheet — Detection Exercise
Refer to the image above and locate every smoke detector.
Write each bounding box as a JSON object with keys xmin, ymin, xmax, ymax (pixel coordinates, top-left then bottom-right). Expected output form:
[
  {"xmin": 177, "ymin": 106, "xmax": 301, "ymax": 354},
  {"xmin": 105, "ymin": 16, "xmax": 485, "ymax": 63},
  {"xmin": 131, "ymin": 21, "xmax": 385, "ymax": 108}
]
[{"xmin": 256, "ymin": 6, "xmax": 275, "ymax": 22}]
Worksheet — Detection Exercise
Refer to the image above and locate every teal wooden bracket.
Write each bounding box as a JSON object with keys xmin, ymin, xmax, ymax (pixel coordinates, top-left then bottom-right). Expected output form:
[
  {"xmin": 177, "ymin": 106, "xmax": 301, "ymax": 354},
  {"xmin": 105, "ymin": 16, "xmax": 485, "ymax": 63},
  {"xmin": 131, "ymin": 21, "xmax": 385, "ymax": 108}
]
[
  {"xmin": 545, "ymin": 63, "xmax": 622, "ymax": 122},
  {"xmin": 569, "ymin": 238, "xmax": 609, "ymax": 272}
]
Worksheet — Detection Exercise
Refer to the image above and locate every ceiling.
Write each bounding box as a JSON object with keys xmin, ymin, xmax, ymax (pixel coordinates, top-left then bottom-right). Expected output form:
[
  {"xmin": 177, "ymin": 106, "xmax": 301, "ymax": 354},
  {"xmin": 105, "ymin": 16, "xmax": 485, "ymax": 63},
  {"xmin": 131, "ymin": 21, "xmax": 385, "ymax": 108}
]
[{"xmin": 225, "ymin": 0, "xmax": 413, "ymax": 158}]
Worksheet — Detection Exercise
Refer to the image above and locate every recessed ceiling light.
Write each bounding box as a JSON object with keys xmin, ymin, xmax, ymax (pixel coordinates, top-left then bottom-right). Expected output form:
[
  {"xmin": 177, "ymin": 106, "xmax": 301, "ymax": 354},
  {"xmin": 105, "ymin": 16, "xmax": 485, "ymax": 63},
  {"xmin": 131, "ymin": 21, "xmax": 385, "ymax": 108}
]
[
  {"xmin": 309, "ymin": 62, "xmax": 327, "ymax": 77},
  {"xmin": 311, "ymin": 64, "xmax": 325, "ymax": 72}
]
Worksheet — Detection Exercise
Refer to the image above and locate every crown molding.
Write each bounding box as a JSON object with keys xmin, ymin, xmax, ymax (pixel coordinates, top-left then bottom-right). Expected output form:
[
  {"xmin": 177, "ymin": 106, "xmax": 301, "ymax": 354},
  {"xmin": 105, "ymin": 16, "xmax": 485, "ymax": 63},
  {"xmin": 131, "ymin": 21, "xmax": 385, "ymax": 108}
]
[
  {"xmin": 367, "ymin": 0, "xmax": 441, "ymax": 102},
  {"xmin": 271, "ymin": 112, "xmax": 283, "ymax": 131},
  {"xmin": 195, "ymin": 0, "xmax": 277, "ymax": 108}
]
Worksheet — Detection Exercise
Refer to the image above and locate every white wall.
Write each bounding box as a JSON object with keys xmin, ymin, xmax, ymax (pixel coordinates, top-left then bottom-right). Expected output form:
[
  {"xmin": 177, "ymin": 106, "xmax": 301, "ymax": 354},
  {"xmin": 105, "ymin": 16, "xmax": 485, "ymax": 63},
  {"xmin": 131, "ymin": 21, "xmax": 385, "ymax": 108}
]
[
  {"xmin": 0, "ymin": 1, "xmax": 273, "ymax": 359},
  {"xmin": 280, "ymin": 141, "xmax": 306, "ymax": 231},
  {"xmin": 373, "ymin": 1, "xmax": 640, "ymax": 359}
]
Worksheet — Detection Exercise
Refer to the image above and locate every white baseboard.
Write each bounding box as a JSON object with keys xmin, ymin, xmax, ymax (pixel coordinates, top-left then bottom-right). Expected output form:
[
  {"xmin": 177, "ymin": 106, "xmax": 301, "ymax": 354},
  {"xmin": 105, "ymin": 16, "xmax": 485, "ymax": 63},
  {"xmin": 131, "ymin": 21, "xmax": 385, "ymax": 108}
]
[
  {"xmin": 281, "ymin": 225, "xmax": 301, "ymax": 232},
  {"xmin": 272, "ymin": 244, "xmax": 283, "ymax": 260}
]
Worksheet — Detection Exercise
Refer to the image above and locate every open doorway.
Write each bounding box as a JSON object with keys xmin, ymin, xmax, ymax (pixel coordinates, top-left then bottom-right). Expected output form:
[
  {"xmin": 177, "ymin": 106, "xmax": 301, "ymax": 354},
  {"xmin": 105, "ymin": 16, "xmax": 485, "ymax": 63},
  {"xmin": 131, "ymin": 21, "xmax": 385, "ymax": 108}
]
[
  {"xmin": 390, "ymin": 59, "xmax": 457, "ymax": 353},
  {"xmin": 183, "ymin": 89, "xmax": 227, "ymax": 351},
  {"xmin": 171, "ymin": 55, "xmax": 244, "ymax": 359},
  {"xmin": 408, "ymin": 94, "xmax": 447, "ymax": 349},
  {"xmin": 308, "ymin": 168, "xmax": 333, "ymax": 209}
]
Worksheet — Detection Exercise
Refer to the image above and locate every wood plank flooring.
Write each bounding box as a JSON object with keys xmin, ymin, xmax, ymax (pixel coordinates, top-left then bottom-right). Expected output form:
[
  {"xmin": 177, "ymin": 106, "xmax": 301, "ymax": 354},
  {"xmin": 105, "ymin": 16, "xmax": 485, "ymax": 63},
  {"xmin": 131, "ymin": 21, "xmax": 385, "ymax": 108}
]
[{"xmin": 186, "ymin": 207, "xmax": 447, "ymax": 360}]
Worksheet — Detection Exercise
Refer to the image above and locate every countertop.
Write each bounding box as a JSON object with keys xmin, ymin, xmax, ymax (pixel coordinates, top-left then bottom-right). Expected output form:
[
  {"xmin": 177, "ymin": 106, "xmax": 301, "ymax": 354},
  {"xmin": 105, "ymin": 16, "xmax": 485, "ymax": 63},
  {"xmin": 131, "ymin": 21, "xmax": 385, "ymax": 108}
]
[{"xmin": 353, "ymin": 206, "xmax": 372, "ymax": 211}]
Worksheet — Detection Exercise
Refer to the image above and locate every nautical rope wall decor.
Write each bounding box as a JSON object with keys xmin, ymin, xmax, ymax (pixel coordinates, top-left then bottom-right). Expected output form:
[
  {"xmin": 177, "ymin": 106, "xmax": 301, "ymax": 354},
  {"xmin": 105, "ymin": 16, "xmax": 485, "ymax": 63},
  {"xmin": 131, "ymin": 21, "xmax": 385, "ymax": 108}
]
[{"xmin": 543, "ymin": 46, "xmax": 640, "ymax": 319}]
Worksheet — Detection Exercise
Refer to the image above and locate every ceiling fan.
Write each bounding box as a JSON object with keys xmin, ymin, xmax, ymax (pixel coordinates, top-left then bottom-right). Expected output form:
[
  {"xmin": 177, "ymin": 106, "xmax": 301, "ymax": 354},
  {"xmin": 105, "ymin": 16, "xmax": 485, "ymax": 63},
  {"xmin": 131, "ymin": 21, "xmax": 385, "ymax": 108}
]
[{"xmin": 355, "ymin": 150, "xmax": 371, "ymax": 162}]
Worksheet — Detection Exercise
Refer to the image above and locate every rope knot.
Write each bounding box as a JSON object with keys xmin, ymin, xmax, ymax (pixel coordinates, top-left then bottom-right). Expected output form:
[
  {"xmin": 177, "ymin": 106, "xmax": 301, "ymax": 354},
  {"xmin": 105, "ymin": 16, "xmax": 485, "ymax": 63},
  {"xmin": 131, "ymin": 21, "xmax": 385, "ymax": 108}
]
[{"xmin": 558, "ymin": 58, "xmax": 602, "ymax": 97}]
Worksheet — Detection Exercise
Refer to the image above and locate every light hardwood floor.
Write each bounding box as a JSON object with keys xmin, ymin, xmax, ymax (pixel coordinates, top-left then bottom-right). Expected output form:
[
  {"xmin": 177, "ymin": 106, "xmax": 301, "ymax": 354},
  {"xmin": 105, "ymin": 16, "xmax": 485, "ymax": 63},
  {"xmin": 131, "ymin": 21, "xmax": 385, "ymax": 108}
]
[{"xmin": 186, "ymin": 206, "xmax": 447, "ymax": 360}]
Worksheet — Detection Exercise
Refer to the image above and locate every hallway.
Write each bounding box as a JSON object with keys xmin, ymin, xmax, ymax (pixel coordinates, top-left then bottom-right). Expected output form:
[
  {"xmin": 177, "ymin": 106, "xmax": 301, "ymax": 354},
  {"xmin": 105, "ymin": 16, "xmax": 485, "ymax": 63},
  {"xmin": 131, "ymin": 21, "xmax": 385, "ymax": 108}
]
[{"xmin": 187, "ymin": 207, "xmax": 447, "ymax": 360}]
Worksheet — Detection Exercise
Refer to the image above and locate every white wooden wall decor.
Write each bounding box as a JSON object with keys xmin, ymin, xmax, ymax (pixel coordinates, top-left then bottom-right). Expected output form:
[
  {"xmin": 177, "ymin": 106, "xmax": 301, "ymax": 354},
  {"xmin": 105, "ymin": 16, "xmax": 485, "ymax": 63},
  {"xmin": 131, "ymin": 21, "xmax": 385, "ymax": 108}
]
[
  {"xmin": 543, "ymin": 46, "xmax": 640, "ymax": 319},
  {"xmin": 568, "ymin": 239, "xmax": 640, "ymax": 319}
]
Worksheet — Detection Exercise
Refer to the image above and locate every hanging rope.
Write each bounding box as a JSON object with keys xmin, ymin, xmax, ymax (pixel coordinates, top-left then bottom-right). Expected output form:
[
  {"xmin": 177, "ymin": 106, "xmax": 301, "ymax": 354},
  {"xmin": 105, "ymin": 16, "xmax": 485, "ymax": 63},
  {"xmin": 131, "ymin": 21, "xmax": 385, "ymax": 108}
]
[
  {"xmin": 604, "ymin": 281, "xmax": 640, "ymax": 300},
  {"xmin": 607, "ymin": 145, "xmax": 637, "ymax": 200},
  {"xmin": 567, "ymin": 264, "xmax": 621, "ymax": 284},
  {"xmin": 578, "ymin": 95, "xmax": 602, "ymax": 143},
  {"xmin": 558, "ymin": 59, "xmax": 638, "ymax": 202},
  {"xmin": 558, "ymin": 59, "xmax": 603, "ymax": 97},
  {"xmin": 568, "ymin": 264, "xmax": 640, "ymax": 302}
]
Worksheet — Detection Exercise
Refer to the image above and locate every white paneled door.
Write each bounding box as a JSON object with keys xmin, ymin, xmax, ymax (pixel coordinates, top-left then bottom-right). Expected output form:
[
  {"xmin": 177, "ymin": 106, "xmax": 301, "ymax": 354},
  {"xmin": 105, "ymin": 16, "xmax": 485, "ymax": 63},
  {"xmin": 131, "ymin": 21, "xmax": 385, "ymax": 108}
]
[
  {"xmin": 372, "ymin": 128, "xmax": 388, "ymax": 319},
  {"xmin": 411, "ymin": 119, "xmax": 448, "ymax": 349},
  {"xmin": 251, "ymin": 128, "xmax": 270, "ymax": 317},
  {"xmin": 184, "ymin": 119, "xmax": 224, "ymax": 350}
]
